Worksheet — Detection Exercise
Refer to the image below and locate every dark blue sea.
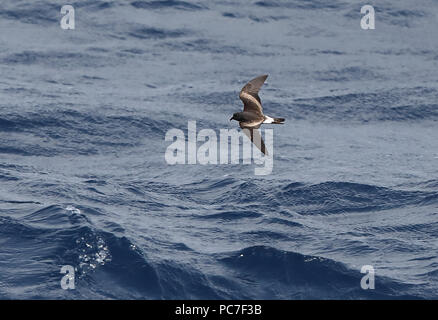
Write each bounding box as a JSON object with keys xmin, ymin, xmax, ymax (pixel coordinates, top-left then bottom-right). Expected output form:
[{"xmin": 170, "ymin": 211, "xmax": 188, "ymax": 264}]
[{"xmin": 0, "ymin": 0, "xmax": 437, "ymax": 299}]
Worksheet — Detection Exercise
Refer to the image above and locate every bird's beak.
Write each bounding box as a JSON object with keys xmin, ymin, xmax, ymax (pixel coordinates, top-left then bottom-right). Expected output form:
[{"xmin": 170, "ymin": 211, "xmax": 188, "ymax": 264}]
[{"xmin": 229, "ymin": 116, "xmax": 233, "ymax": 121}]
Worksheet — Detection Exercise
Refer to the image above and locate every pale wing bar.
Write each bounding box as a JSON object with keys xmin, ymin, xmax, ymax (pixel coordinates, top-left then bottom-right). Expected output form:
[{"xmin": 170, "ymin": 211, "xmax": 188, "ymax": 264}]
[
  {"xmin": 241, "ymin": 128, "xmax": 267, "ymax": 155},
  {"xmin": 239, "ymin": 75, "xmax": 268, "ymax": 115}
]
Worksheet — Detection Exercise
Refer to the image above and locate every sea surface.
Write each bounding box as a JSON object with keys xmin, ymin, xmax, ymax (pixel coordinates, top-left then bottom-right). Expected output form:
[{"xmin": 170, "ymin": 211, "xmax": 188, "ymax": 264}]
[{"xmin": 0, "ymin": 0, "xmax": 437, "ymax": 299}]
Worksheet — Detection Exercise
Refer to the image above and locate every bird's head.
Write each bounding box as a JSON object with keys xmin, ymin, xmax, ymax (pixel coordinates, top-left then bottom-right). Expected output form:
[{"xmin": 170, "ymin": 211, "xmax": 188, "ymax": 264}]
[{"xmin": 230, "ymin": 113, "xmax": 239, "ymax": 121}]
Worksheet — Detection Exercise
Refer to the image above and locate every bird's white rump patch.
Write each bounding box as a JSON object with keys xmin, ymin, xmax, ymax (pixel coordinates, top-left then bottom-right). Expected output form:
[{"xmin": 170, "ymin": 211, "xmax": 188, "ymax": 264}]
[{"xmin": 263, "ymin": 116, "xmax": 275, "ymax": 124}]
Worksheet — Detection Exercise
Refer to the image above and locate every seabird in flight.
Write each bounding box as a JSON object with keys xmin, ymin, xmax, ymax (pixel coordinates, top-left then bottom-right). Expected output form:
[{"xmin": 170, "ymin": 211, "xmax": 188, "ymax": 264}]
[{"xmin": 230, "ymin": 74, "xmax": 285, "ymax": 155}]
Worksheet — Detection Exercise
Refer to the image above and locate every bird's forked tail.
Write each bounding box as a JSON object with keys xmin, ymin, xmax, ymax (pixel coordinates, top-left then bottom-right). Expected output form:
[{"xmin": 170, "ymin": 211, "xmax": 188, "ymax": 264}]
[
  {"xmin": 273, "ymin": 117, "xmax": 285, "ymax": 124},
  {"xmin": 264, "ymin": 116, "xmax": 285, "ymax": 124}
]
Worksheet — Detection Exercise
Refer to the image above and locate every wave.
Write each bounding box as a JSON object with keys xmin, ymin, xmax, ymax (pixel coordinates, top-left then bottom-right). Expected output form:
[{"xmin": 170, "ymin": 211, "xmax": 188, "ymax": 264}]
[
  {"xmin": 123, "ymin": 178, "xmax": 437, "ymax": 222},
  {"xmin": 344, "ymin": 4, "xmax": 428, "ymax": 28},
  {"xmin": 161, "ymin": 39, "xmax": 249, "ymax": 55},
  {"xmin": 277, "ymin": 181, "xmax": 437, "ymax": 215},
  {"xmin": 0, "ymin": 205, "xmax": 163, "ymax": 299},
  {"xmin": 1, "ymin": 174, "xmax": 436, "ymax": 299},
  {"xmin": 0, "ymin": 205, "xmax": 425, "ymax": 299},
  {"xmin": 315, "ymin": 66, "xmax": 379, "ymax": 82},
  {"xmin": 254, "ymin": 0, "xmax": 345, "ymax": 10},
  {"xmin": 128, "ymin": 26, "xmax": 188, "ymax": 40},
  {"xmin": 289, "ymin": 87, "xmax": 438, "ymax": 122},
  {"xmin": 1, "ymin": 50, "xmax": 110, "ymax": 68},
  {"xmin": 0, "ymin": 1, "xmax": 120, "ymax": 27},
  {"xmin": 0, "ymin": 109, "xmax": 172, "ymax": 156},
  {"xmin": 130, "ymin": 0, "xmax": 205, "ymax": 11},
  {"xmin": 218, "ymin": 246, "xmax": 421, "ymax": 299},
  {"xmin": 0, "ymin": 1, "xmax": 59, "ymax": 25},
  {"xmin": 174, "ymin": 178, "xmax": 437, "ymax": 214},
  {"xmin": 0, "ymin": 205, "xmax": 227, "ymax": 299}
]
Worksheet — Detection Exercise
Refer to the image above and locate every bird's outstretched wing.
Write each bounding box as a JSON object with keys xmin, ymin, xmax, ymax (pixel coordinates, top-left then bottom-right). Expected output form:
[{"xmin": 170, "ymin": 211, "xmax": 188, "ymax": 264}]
[
  {"xmin": 241, "ymin": 128, "xmax": 267, "ymax": 155},
  {"xmin": 239, "ymin": 74, "xmax": 268, "ymax": 115}
]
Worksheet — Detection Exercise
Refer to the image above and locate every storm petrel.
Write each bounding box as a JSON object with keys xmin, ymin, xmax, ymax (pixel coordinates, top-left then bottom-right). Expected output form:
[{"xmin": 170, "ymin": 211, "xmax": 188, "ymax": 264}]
[{"xmin": 230, "ymin": 74, "xmax": 285, "ymax": 155}]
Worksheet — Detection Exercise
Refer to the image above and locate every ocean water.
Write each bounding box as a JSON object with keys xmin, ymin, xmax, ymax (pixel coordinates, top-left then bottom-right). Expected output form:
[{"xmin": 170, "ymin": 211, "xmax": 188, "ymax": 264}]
[{"xmin": 0, "ymin": 0, "xmax": 437, "ymax": 299}]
